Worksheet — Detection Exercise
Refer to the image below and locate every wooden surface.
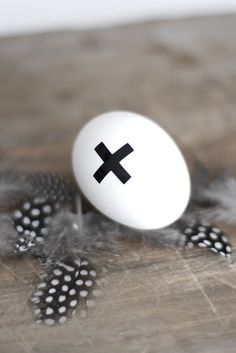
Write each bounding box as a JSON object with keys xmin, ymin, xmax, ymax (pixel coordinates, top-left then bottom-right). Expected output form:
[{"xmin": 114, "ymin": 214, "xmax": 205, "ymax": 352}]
[{"xmin": 1, "ymin": 14, "xmax": 236, "ymax": 353}]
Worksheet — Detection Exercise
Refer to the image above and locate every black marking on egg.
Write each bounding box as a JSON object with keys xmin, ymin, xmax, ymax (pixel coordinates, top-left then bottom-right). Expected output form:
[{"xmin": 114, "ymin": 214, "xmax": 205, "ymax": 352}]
[
  {"xmin": 182, "ymin": 223, "xmax": 232, "ymax": 258},
  {"xmin": 30, "ymin": 257, "xmax": 102, "ymax": 325}
]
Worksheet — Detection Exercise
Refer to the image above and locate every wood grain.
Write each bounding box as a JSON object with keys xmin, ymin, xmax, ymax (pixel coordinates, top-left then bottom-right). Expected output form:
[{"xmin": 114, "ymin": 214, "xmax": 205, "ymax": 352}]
[{"xmin": 0, "ymin": 14, "xmax": 236, "ymax": 353}]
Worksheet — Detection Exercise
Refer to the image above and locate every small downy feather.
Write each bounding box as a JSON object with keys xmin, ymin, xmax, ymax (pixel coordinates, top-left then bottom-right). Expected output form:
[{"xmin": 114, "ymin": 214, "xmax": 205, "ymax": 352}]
[
  {"xmin": 189, "ymin": 162, "xmax": 211, "ymax": 206},
  {"xmin": 31, "ymin": 256, "xmax": 103, "ymax": 325},
  {"xmin": 133, "ymin": 226, "xmax": 183, "ymax": 248},
  {"xmin": 198, "ymin": 176, "xmax": 236, "ymax": 224},
  {"xmin": 39, "ymin": 205, "xmax": 182, "ymax": 263},
  {"xmin": 0, "ymin": 166, "xmax": 32, "ymax": 211},
  {"xmin": 189, "ymin": 164, "xmax": 236, "ymax": 224},
  {"xmin": 0, "ymin": 214, "xmax": 18, "ymax": 257},
  {"xmin": 39, "ymin": 210, "xmax": 123, "ymax": 264}
]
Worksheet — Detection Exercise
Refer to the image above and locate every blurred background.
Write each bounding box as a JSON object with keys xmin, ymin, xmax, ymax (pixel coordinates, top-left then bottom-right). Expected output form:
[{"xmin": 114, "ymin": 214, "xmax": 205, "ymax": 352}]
[
  {"xmin": 1, "ymin": 0, "xmax": 236, "ymax": 172},
  {"xmin": 1, "ymin": 0, "xmax": 236, "ymax": 36}
]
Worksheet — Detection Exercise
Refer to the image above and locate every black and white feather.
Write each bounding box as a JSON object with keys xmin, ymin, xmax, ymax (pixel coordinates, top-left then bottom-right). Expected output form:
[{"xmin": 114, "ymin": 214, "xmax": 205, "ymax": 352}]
[
  {"xmin": 31, "ymin": 256, "xmax": 103, "ymax": 325},
  {"xmin": 26, "ymin": 172, "xmax": 75, "ymax": 205},
  {"xmin": 180, "ymin": 222, "xmax": 232, "ymax": 259},
  {"xmin": 11, "ymin": 172, "xmax": 76, "ymax": 256},
  {"xmin": 13, "ymin": 197, "xmax": 64, "ymax": 255}
]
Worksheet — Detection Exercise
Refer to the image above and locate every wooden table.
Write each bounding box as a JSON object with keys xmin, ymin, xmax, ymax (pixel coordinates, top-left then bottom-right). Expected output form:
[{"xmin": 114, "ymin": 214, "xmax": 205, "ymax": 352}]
[{"xmin": 0, "ymin": 14, "xmax": 236, "ymax": 353}]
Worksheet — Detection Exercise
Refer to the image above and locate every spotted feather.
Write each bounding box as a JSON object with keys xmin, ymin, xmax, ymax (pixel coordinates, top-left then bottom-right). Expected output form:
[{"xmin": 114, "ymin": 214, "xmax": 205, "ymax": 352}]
[
  {"xmin": 181, "ymin": 223, "xmax": 232, "ymax": 258},
  {"xmin": 12, "ymin": 172, "xmax": 75, "ymax": 255},
  {"xmin": 31, "ymin": 257, "xmax": 102, "ymax": 325},
  {"xmin": 13, "ymin": 197, "xmax": 60, "ymax": 254},
  {"xmin": 26, "ymin": 172, "xmax": 75, "ymax": 204}
]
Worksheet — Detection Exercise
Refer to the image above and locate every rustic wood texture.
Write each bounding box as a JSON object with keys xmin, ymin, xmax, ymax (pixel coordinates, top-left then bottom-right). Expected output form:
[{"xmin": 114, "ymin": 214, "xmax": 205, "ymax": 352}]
[{"xmin": 0, "ymin": 14, "xmax": 236, "ymax": 353}]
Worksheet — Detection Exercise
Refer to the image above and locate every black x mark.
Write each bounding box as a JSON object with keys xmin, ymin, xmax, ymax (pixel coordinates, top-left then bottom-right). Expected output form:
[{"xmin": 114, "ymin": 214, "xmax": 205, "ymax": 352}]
[{"xmin": 93, "ymin": 142, "xmax": 134, "ymax": 184}]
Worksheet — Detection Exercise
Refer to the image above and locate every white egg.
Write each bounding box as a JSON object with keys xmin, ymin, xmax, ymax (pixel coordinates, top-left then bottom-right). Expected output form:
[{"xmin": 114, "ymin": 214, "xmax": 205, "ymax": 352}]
[{"xmin": 72, "ymin": 111, "xmax": 191, "ymax": 230}]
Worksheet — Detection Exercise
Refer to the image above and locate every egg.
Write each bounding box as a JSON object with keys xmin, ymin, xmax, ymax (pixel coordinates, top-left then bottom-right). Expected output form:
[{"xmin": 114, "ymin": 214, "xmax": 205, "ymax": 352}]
[{"xmin": 72, "ymin": 111, "xmax": 191, "ymax": 230}]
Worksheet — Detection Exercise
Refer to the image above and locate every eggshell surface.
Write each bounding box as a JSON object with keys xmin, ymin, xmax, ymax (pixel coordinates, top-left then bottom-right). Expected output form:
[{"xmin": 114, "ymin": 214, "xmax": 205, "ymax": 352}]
[{"xmin": 72, "ymin": 111, "xmax": 191, "ymax": 230}]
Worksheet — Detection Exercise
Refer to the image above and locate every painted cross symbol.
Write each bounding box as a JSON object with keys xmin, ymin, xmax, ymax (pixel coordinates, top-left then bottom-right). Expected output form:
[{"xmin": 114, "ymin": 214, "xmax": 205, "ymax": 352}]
[{"xmin": 93, "ymin": 142, "xmax": 134, "ymax": 184}]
